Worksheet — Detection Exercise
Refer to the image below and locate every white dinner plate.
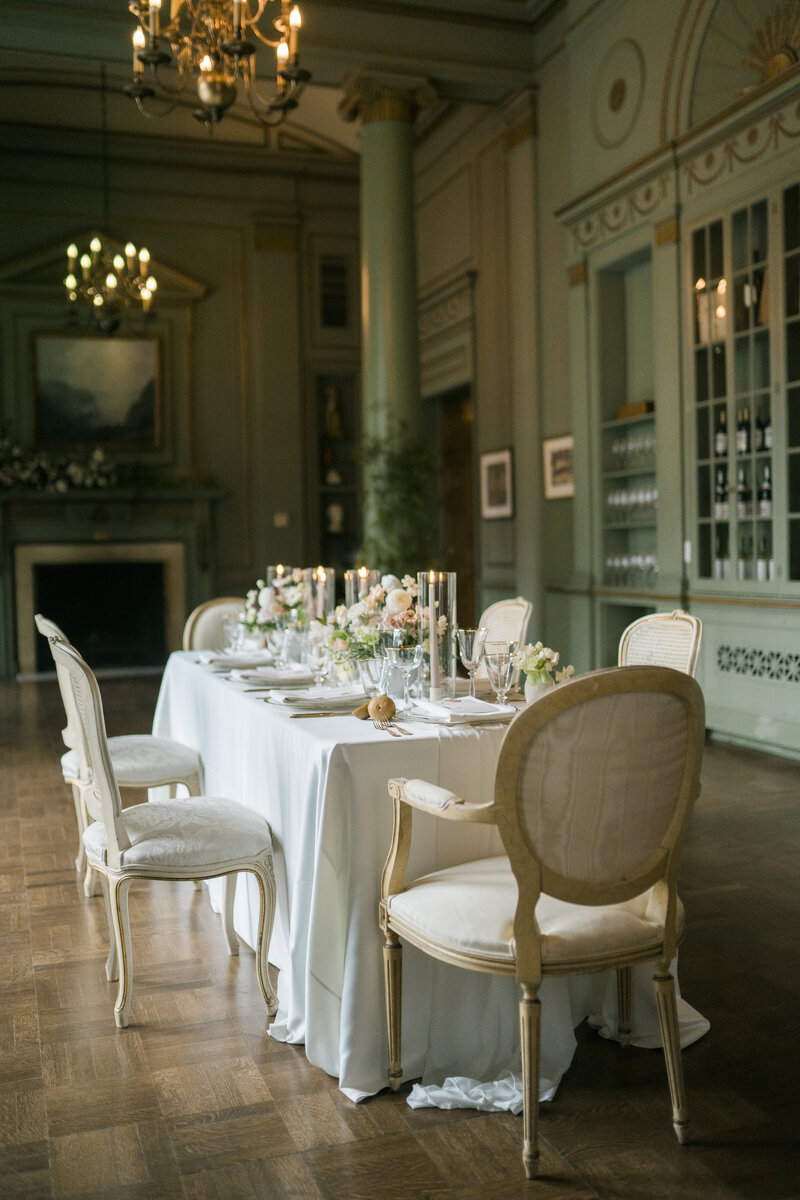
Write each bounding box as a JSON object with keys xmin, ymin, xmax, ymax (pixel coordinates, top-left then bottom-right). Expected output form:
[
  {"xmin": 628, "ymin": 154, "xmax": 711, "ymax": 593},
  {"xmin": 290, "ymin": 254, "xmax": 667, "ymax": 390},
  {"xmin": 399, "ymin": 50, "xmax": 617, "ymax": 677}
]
[{"xmin": 230, "ymin": 665, "xmax": 313, "ymax": 686}]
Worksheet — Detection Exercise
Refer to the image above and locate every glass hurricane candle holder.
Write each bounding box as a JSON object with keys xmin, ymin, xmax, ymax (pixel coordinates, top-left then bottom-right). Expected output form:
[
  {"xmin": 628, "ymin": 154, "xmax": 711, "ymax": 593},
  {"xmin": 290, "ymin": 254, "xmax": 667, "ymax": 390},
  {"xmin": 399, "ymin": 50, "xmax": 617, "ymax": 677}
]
[
  {"xmin": 416, "ymin": 571, "xmax": 457, "ymax": 700},
  {"xmin": 306, "ymin": 566, "xmax": 335, "ymax": 621},
  {"xmin": 344, "ymin": 567, "xmax": 380, "ymax": 608}
]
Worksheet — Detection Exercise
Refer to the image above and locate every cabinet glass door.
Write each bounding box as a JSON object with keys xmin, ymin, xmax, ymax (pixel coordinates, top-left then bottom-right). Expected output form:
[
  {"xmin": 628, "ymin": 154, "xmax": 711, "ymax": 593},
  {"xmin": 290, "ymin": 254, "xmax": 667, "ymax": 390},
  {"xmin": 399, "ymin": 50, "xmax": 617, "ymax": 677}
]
[{"xmin": 690, "ymin": 187, "xmax": 795, "ymax": 586}]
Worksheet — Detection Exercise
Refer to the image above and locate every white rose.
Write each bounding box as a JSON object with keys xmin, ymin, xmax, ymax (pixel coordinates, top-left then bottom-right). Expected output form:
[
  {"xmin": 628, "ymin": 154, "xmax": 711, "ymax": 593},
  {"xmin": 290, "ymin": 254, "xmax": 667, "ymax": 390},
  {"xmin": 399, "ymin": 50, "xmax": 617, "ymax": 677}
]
[
  {"xmin": 385, "ymin": 588, "xmax": 413, "ymax": 614},
  {"xmin": 381, "ymin": 575, "xmax": 402, "ymax": 593},
  {"xmin": 258, "ymin": 586, "xmax": 275, "ymax": 608}
]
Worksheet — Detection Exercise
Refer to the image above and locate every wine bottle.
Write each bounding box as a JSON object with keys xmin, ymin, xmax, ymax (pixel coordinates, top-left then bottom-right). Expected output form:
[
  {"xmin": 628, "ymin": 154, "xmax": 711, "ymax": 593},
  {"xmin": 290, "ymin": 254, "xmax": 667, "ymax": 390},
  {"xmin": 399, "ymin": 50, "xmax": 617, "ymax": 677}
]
[
  {"xmin": 736, "ymin": 466, "xmax": 752, "ymax": 519},
  {"xmin": 758, "ymin": 465, "xmax": 772, "ymax": 518},
  {"xmin": 714, "ymin": 408, "xmax": 728, "ymax": 457},
  {"xmin": 714, "ymin": 469, "xmax": 729, "ymax": 521},
  {"xmin": 763, "ymin": 407, "xmax": 773, "ymax": 451},
  {"xmin": 755, "ymin": 407, "xmax": 765, "ymax": 452},
  {"xmin": 736, "ymin": 406, "xmax": 750, "ymax": 454}
]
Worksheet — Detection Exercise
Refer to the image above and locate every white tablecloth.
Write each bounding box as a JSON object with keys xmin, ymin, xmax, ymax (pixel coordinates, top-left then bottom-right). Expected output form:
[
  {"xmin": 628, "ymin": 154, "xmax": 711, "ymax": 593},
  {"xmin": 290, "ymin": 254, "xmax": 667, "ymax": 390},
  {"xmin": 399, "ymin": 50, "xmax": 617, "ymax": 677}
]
[{"xmin": 153, "ymin": 652, "xmax": 709, "ymax": 1103}]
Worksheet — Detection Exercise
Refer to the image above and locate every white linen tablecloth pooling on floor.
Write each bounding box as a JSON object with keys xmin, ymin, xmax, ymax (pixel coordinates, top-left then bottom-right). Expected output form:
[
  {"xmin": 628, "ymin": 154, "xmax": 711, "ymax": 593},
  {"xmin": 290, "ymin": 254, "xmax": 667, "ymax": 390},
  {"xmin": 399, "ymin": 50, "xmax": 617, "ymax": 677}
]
[{"xmin": 152, "ymin": 652, "xmax": 708, "ymax": 1105}]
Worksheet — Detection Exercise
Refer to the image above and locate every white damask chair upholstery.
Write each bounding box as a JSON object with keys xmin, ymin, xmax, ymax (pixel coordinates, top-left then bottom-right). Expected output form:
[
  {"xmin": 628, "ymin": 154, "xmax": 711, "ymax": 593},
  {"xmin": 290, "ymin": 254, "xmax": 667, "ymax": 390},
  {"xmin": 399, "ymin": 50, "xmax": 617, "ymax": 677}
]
[
  {"xmin": 51, "ymin": 637, "xmax": 279, "ymax": 1029},
  {"xmin": 182, "ymin": 596, "xmax": 245, "ymax": 651},
  {"xmin": 476, "ymin": 595, "xmax": 533, "ymax": 682},
  {"xmin": 618, "ymin": 609, "xmax": 703, "ymax": 677},
  {"xmin": 380, "ymin": 665, "xmax": 705, "ymax": 1179},
  {"xmin": 35, "ymin": 614, "xmax": 205, "ymax": 897}
]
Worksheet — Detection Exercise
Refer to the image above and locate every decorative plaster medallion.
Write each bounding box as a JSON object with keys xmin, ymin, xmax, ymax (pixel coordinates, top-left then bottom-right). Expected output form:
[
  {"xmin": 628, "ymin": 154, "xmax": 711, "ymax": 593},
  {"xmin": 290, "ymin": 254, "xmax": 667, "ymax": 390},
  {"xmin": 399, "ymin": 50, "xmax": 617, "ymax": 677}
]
[{"xmin": 591, "ymin": 38, "xmax": 645, "ymax": 148}]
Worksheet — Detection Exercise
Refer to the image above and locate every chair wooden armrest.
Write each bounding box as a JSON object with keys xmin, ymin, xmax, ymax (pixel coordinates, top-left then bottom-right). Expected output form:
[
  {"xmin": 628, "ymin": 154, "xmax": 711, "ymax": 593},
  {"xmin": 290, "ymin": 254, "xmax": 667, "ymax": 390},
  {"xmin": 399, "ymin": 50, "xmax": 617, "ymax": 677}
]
[{"xmin": 381, "ymin": 777, "xmax": 497, "ymax": 907}]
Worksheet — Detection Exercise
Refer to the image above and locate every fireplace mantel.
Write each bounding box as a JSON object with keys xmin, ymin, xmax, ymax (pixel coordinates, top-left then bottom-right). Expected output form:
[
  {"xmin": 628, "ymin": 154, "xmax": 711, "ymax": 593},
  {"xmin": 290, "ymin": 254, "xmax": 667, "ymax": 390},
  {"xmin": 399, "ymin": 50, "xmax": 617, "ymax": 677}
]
[{"xmin": 0, "ymin": 486, "xmax": 223, "ymax": 678}]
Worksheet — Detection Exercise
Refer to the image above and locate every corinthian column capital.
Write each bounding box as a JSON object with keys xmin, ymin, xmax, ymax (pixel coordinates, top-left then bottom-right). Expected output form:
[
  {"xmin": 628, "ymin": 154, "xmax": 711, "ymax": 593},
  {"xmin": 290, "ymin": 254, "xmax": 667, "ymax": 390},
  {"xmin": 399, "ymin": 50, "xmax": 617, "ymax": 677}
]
[{"xmin": 339, "ymin": 72, "xmax": 437, "ymax": 126}]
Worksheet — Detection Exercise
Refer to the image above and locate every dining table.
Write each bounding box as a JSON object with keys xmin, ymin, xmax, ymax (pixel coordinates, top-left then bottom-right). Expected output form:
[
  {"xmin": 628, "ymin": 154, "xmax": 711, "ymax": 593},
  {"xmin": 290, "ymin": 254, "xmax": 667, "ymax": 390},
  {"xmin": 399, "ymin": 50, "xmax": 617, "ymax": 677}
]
[{"xmin": 152, "ymin": 651, "xmax": 709, "ymax": 1106}]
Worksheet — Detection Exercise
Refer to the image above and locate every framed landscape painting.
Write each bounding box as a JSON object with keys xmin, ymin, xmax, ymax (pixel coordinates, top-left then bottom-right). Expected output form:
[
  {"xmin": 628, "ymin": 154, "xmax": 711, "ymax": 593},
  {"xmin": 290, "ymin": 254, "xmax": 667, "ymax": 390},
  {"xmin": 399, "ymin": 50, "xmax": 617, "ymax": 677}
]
[
  {"xmin": 480, "ymin": 448, "xmax": 514, "ymax": 519},
  {"xmin": 33, "ymin": 333, "xmax": 160, "ymax": 450},
  {"xmin": 542, "ymin": 434, "xmax": 574, "ymax": 499}
]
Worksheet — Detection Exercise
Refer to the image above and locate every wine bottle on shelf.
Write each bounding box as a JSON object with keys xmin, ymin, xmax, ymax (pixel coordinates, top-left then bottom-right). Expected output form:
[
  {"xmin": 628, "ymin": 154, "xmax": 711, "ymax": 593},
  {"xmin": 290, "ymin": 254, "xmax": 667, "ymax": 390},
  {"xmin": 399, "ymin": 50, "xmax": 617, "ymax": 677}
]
[
  {"xmin": 758, "ymin": 465, "xmax": 772, "ymax": 518},
  {"xmin": 755, "ymin": 407, "xmax": 765, "ymax": 452},
  {"xmin": 736, "ymin": 407, "xmax": 750, "ymax": 455},
  {"xmin": 736, "ymin": 466, "xmax": 752, "ymax": 519},
  {"xmin": 756, "ymin": 529, "xmax": 769, "ymax": 582},
  {"xmin": 714, "ymin": 408, "xmax": 728, "ymax": 457},
  {"xmin": 714, "ymin": 469, "xmax": 729, "ymax": 521},
  {"xmin": 763, "ymin": 406, "xmax": 773, "ymax": 451},
  {"xmin": 737, "ymin": 529, "xmax": 754, "ymax": 581}
]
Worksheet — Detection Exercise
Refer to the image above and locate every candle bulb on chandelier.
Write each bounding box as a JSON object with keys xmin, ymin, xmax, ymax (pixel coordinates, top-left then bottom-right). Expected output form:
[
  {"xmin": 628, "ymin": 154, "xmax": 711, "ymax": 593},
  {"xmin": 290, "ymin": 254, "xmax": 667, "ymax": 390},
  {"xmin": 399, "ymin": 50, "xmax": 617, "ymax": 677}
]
[
  {"xmin": 138, "ymin": 247, "xmax": 150, "ymax": 278},
  {"xmin": 232, "ymin": 0, "xmax": 242, "ymax": 38},
  {"xmin": 148, "ymin": 0, "xmax": 161, "ymax": 40},
  {"xmin": 67, "ymin": 243, "xmax": 78, "ymax": 270},
  {"xmin": 276, "ymin": 39, "xmax": 289, "ymax": 91},
  {"xmin": 289, "ymin": 6, "xmax": 301, "ymax": 60},
  {"xmin": 132, "ymin": 27, "xmax": 145, "ymax": 75},
  {"xmin": 80, "ymin": 253, "xmax": 91, "ymax": 280}
]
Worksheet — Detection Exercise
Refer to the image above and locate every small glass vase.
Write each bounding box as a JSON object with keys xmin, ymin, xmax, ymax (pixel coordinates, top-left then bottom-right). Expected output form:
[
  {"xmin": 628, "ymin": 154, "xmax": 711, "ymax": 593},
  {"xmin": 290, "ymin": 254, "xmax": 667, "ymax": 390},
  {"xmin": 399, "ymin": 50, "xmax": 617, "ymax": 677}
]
[{"xmin": 524, "ymin": 672, "xmax": 556, "ymax": 704}]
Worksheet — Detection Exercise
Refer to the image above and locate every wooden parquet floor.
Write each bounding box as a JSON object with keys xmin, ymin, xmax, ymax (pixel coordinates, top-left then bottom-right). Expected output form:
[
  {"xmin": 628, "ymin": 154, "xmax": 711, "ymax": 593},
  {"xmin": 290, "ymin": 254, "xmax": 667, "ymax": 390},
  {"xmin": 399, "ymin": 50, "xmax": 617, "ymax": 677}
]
[{"xmin": 1, "ymin": 674, "xmax": 799, "ymax": 1200}]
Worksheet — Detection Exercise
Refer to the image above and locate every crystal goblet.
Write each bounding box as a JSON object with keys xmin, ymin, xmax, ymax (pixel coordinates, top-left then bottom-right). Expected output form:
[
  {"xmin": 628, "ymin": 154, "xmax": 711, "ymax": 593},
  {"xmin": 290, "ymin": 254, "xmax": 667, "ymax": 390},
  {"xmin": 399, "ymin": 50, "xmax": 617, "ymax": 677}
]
[
  {"xmin": 384, "ymin": 644, "xmax": 422, "ymax": 708},
  {"xmin": 303, "ymin": 640, "xmax": 331, "ymax": 688},
  {"xmin": 358, "ymin": 657, "xmax": 388, "ymax": 699},
  {"xmin": 457, "ymin": 627, "xmax": 488, "ymax": 698},
  {"xmin": 484, "ymin": 650, "xmax": 515, "ymax": 706}
]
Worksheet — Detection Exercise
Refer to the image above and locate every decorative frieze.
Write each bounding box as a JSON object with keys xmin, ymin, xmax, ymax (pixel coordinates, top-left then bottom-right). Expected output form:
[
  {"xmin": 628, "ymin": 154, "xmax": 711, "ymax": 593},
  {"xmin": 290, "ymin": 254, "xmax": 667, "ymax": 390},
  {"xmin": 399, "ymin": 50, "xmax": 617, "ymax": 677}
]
[
  {"xmin": 683, "ymin": 98, "xmax": 800, "ymax": 194},
  {"xmin": 566, "ymin": 170, "xmax": 674, "ymax": 254}
]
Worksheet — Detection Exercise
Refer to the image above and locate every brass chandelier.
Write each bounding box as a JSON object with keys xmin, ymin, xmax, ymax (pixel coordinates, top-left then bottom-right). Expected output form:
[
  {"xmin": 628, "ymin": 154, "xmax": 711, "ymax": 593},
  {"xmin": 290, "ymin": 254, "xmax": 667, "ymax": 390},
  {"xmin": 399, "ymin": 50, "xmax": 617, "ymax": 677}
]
[
  {"xmin": 124, "ymin": 0, "xmax": 310, "ymax": 128},
  {"xmin": 64, "ymin": 237, "xmax": 157, "ymax": 336}
]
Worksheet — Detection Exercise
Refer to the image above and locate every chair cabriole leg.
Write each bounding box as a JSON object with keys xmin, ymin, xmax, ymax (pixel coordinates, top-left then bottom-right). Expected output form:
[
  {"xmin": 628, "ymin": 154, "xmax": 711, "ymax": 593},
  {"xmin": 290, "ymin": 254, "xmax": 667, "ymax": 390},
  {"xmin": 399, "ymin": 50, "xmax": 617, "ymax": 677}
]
[
  {"xmin": 653, "ymin": 960, "xmax": 688, "ymax": 1143},
  {"xmin": 519, "ymin": 983, "xmax": 541, "ymax": 1179},
  {"xmin": 222, "ymin": 873, "xmax": 239, "ymax": 956},
  {"xmin": 109, "ymin": 876, "xmax": 134, "ymax": 1028},
  {"xmin": 98, "ymin": 872, "xmax": 118, "ymax": 982},
  {"xmin": 70, "ymin": 782, "xmax": 87, "ymax": 873},
  {"xmin": 253, "ymin": 859, "xmax": 279, "ymax": 1015},
  {"xmin": 383, "ymin": 931, "xmax": 403, "ymax": 1092},
  {"xmin": 617, "ymin": 965, "xmax": 632, "ymax": 1046}
]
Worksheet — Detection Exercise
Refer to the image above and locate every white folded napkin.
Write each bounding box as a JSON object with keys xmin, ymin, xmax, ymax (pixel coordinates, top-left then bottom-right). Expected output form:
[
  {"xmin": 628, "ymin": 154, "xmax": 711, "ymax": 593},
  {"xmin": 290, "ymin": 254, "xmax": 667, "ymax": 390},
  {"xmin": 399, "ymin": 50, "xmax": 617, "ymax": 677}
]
[
  {"xmin": 199, "ymin": 650, "xmax": 274, "ymax": 669},
  {"xmin": 268, "ymin": 686, "xmax": 367, "ymax": 710},
  {"xmin": 229, "ymin": 664, "xmax": 312, "ymax": 686},
  {"xmin": 409, "ymin": 697, "xmax": 516, "ymax": 724}
]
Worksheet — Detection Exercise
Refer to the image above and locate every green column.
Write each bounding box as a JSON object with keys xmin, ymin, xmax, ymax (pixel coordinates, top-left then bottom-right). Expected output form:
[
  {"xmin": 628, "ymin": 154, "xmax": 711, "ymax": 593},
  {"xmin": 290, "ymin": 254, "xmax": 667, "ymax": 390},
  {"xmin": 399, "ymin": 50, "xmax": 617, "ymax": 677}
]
[{"xmin": 340, "ymin": 75, "xmax": 435, "ymax": 444}]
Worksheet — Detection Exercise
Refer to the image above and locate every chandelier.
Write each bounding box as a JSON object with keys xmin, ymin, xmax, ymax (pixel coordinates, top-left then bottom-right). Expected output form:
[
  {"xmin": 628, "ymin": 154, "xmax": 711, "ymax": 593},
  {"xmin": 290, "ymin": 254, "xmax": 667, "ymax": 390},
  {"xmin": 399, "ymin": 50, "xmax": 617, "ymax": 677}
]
[
  {"xmin": 64, "ymin": 237, "xmax": 157, "ymax": 336},
  {"xmin": 124, "ymin": 0, "xmax": 310, "ymax": 128}
]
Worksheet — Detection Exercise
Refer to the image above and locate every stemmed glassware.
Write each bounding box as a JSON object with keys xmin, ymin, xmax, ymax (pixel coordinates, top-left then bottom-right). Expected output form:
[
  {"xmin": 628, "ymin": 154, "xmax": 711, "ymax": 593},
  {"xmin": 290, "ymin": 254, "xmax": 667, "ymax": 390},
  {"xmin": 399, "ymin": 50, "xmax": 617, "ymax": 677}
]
[
  {"xmin": 222, "ymin": 613, "xmax": 243, "ymax": 652},
  {"xmin": 266, "ymin": 626, "xmax": 287, "ymax": 667},
  {"xmin": 384, "ymin": 644, "xmax": 422, "ymax": 708},
  {"xmin": 484, "ymin": 645, "xmax": 517, "ymax": 705},
  {"xmin": 358, "ymin": 657, "xmax": 388, "ymax": 700},
  {"xmin": 457, "ymin": 627, "xmax": 488, "ymax": 698},
  {"xmin": 303, "ymin": 640, "xmax": 331, "ymax": 689}
]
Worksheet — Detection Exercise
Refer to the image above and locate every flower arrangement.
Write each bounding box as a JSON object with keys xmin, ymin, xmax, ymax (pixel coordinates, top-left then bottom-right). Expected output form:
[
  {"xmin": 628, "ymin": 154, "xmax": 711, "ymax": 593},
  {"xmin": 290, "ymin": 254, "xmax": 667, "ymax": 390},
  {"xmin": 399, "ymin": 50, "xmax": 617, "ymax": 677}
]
[
  {"xmin": 243, "ymin": 569, "xmax": 308, "ymax": 633},
  {"xmin": 514, "ymin": 641, "xmax": 575, "ymax": 687},
  {"xmin": 0, "ymin": 433, "xmax": 116, "ymax": 492},
  {"xmin": 325, "ymin": 574, "xmax": 422, "ymax": 662}
]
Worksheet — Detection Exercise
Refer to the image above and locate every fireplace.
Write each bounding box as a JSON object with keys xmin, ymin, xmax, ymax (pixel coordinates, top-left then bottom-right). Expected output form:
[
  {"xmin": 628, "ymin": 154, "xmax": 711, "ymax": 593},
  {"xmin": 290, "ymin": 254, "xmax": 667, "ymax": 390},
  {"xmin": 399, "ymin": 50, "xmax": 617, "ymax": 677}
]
[{"xmin": 15, "ymin": 542, "xmax": 185, "ymax": 676}]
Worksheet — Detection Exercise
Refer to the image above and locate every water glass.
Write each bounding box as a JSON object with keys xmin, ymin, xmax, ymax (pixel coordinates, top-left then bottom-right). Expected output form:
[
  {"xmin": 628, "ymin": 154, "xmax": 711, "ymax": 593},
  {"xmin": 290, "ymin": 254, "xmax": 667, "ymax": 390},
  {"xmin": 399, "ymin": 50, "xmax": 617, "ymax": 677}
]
[
  {"xmin": 457, "ymin": 627, "xmax": 488, "ymax": 698},
  {"xmin": 266, "ymin": 626, "xmax": 287, "ymax": 666},
  {"xmin": 222, "ymin": 614, "xmax": 243, "ymax": 651},
  {"xmin": 484, "ymin": 650, "xmax": 515, "ymax": 705},
  {"xmin": 358, "ymin": 657, "xmax": 388, "ymax": 699},
  {"xmin": 384, "ymin": 644, "xmax": 422, "ymax": 708},
  {"xmin": 304, "ymin": 641, "xmax": 331, "ymax": 688}
]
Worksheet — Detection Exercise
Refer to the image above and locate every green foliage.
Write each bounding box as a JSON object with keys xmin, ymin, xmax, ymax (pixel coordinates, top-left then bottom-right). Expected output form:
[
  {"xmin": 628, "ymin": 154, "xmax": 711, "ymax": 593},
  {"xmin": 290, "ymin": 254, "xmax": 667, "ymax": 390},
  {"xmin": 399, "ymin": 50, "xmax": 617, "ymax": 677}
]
[{"xmin": 355, "ymin": 427, "xmax": 439, "ymax": 575}]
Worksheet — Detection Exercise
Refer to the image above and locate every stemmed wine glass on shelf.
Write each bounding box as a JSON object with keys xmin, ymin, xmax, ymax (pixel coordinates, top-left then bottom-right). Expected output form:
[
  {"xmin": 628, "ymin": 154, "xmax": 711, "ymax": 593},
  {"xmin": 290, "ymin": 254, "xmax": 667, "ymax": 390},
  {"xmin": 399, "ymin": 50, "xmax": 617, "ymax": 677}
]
[{"xmin": 456, "ymin": 627, "xmax": 488, "ymax": 698}]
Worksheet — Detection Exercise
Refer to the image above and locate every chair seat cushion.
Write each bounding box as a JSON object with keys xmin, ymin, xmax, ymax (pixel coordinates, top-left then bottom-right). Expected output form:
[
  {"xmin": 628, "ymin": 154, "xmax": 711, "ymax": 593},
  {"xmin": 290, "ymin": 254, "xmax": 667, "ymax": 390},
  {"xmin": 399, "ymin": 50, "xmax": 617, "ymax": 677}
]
[
  {"xmin": 386, "ymin": 855, "xmax": 683, "ymax": 969},
  {"xmin": 83, "ymin": 796, "xmax": 272, "ymax": 871},
  {"xmin": 62, "ymin": 735, "xmax": 202, "ymax": 788}
]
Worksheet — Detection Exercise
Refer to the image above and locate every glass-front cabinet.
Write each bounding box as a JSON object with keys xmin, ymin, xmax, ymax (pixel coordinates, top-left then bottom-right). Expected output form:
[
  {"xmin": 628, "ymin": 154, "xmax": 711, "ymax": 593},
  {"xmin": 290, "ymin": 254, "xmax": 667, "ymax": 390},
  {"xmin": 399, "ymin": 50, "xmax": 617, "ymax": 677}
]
[{"xmin": 690, "ymin": 178, "xmax": 799, "ymax": 592}]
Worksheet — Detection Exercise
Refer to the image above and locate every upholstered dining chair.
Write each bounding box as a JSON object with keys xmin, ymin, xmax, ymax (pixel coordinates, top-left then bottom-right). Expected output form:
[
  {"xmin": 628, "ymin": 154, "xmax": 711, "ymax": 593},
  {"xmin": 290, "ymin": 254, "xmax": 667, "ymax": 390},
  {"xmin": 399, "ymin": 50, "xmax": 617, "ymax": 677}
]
[
  {"xmin": 475, "ymin": 595, "xmax": 533, "ymax": 682},
  {"xmin": 182, "ymin": 596, "xmax": 245, "ymax": 650},
  {"xmin": 35, "ymin": 614, "xmax": 204, "ymax": 898},
  {"xmin": 380, "ymin": 665, "xmax": 705, "ymax": 1179},
  {"xmin": 51, "ymin": 637, "xmax": 279, "ymax": 1029},
  {"xmin": 618, "ymin": 609, "xmax": 703, "ymax": 677}
]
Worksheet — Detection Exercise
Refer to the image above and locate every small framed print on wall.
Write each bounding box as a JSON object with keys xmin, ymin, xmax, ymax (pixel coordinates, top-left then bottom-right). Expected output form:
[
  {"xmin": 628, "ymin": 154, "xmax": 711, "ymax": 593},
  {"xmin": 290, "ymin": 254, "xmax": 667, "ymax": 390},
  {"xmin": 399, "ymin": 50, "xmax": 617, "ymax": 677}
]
[
  {"xmin": 480, "ymin": 448, "xmax": 514, "ymax": 519},
  {"xmin": 542, "ymin": 434, "xmax": 574, "ymax": 499}
]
